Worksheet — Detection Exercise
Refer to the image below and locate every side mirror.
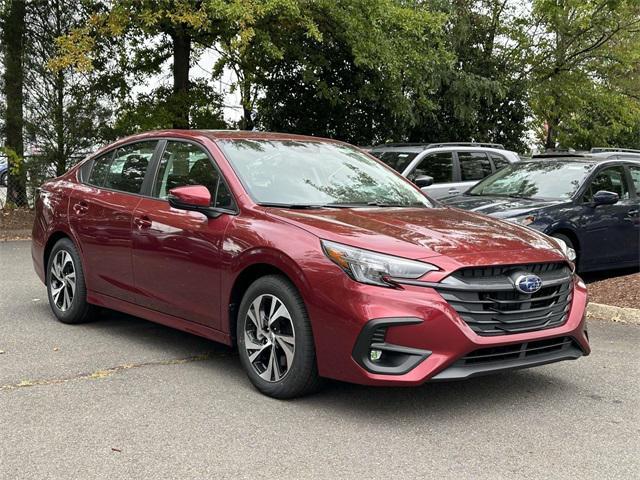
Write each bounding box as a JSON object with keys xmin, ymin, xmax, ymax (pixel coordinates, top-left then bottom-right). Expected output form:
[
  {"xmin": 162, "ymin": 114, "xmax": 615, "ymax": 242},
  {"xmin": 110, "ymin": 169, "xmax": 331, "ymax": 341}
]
[
  {"xmin": 414, "ymin": 175, "xmax": 434, "ymax": 188},
  {"xmin": 592, "ymin": 190, "xmax": 619, "ymax": 206},
  {"xmin": 168, "ymin": 185, "xmax": 220, "ymax": 218}
]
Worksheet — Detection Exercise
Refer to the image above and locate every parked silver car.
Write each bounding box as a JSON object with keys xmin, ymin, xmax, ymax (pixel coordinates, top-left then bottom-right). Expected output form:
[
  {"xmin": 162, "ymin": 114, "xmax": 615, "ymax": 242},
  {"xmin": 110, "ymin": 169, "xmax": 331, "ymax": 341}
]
[{"xmin": 370, "ymin": 142, "xmax": 520, "ymax": 199}]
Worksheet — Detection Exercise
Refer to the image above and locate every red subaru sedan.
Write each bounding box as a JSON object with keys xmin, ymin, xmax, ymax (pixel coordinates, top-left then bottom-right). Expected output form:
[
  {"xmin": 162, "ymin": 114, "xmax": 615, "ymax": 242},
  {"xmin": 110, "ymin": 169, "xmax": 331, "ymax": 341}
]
[{"xmin": 32, "ymin": 130, "xmax": 590, "ymax": 398}]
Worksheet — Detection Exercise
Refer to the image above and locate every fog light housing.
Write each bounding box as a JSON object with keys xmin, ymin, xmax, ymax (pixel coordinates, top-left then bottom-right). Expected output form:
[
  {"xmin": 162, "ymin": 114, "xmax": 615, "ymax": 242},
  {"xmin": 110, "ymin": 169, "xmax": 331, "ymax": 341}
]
[{"xmin": 370, "ymin": 349, "xmax": 382, "ymax": 362}]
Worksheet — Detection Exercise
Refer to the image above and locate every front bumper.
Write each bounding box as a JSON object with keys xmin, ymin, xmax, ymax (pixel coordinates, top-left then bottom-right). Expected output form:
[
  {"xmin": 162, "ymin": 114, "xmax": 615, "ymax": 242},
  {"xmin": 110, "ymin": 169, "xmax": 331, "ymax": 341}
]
[{"xmin": 307, "ymin": 271, "xmax": 589, "ymax": 387}]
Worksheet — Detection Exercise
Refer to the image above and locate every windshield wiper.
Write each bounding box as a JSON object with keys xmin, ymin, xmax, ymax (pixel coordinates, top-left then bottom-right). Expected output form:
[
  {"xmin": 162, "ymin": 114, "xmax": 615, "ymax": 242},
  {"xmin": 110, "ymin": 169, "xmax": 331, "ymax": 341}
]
[
  {"xmin": 323, "ymin": 201, "xmax": 426, "ymax": 208},
  {"xmin": 258, "ymin": 202, "xmax": 327, "ymax": 209}
]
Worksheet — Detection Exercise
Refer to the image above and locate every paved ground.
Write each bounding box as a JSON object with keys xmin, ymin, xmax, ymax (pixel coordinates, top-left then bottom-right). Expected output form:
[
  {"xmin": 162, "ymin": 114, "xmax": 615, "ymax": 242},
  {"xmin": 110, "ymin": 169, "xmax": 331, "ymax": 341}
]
[{"xmin": 1, "ymin": 241, "xmax": 639, "ymax": 479}]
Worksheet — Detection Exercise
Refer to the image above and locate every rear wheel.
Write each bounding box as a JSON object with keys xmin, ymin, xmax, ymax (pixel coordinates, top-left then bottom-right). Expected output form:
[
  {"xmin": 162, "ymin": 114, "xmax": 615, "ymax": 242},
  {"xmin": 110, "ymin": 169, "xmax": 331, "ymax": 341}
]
[
  {"xmin": 237, "ymin": 275, "xmax": 321, "ymax": 399},
  {"xmin": 46, "ymin": 238, "xmax": 95, "ymax": 324},
  {"xmin": 0, "ymin": 171, "xmax": 7, "ymax": 187}
]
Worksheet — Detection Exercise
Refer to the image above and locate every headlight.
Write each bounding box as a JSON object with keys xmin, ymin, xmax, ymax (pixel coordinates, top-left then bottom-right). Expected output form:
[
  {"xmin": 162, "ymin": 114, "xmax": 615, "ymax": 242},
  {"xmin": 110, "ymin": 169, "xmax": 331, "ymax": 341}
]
[
  {"xmin": 321, "ymin": 240, "xmax": 438, "ymax": 287},
  {"xmin": 553, "ymin": 237, "xmax": 577, "ymax": 262},
  {"xmin": 507, "ymin": 214, "xmax": 536, "ymax": 226}
]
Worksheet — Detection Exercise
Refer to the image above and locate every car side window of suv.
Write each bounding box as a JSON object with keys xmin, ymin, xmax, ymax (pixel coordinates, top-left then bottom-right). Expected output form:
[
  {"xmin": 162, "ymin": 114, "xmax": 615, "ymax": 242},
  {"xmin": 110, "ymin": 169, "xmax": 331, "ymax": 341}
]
[
  {"xmin": 407, "ymin": 152, "xmax": 454, "ymax": 183},
  {"xmin": 102, "ymin": 141, "xmax": 157, "ymax": 194},
  {"xmin": 489, "ymin": 153, "xmax": 509, "ymax": 171},
  {"xmin": 583, "ymin": 166, "xmax": 630, "ymax": 202},
  {"xmin": 153, "ymin": 140, "xmax": 235, "ymax": 210},
  {"xmin": 458, "ymin": 152, "xmax": 492, "ymax": 181},
  {"xmin": 629, "ymin": 166, "xmax": 640, "ymax": 195}
]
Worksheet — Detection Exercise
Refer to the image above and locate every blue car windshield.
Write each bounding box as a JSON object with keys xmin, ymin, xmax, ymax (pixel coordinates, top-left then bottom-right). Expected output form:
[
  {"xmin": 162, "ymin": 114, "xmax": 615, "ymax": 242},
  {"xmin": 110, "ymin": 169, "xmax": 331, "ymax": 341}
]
[
  {"xmin": 218, "ymin": 139, "xmax": 433, "ymax": 208},
  {"xmin": 469, "ymin": 161, "xmax": 596, "ymax": 200}
]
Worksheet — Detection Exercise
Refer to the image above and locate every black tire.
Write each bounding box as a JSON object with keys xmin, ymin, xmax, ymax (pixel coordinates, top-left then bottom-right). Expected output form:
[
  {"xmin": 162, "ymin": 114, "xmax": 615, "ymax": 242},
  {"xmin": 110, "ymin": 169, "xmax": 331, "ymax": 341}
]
[
  {"xmin": 236, "ymin": 275, "xmax": 322, "ymax": 399},
  {"xmin": 551, "ymin": 233, "xmax": 578, "ymax": 266},
  {"xmin": 46, "ymin": 238, "xmax": 96, "ymax": 324},
  {"xmin": 0, "ymin": 171, "xmax": 7, "ymax": 187}
]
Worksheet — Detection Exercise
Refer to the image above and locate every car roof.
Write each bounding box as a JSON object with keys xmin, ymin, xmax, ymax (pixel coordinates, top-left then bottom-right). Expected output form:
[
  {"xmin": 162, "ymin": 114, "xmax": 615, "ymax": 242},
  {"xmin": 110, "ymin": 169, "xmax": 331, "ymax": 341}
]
[
  {"xmin": 108, "ymin": 129, "xmax": 345, "ymax": 147},
  {"xmin": 370, "ymin": 142, "xmax": 515, "ymax": 154},
  {"xmin": 522, "ymin": 156, "xmax": 640, "ymax": 166}
]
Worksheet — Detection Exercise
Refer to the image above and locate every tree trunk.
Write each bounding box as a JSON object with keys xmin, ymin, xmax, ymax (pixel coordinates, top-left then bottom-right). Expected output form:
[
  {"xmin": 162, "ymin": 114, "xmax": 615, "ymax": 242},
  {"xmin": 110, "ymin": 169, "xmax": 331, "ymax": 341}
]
[
  {"xmin": 545, "ymin": 118, "xmax": 557, "ymax": 151},
  {"xmin": 3, "ymin": 0, "xmax": 27, "ymax": 207},
  {"xmin": 239, "ymin": 80, "xmax": 254, "ymax": 130},
  {"xmin": 172, "ymin": 28, "xmax": 191, "ymax": 129},
  {"xmin": 54, "ymin": 0, "xmax": 66, "ymax": 176}
]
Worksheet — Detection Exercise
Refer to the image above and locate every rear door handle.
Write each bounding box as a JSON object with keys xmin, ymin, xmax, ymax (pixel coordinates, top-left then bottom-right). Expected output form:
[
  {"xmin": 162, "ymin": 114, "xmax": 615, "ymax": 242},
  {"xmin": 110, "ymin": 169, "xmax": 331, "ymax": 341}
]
[
  {"xmin": 73, "ymin": 201, "xmax": 88, "ymax": 214},
  {"xmin": 627, "ymin": 208, "xmax": 639, "ymax": 217},
  {"xmin": 134, "ymin": 216, "xmax": 152, "ymax": 229},
  {"xmin": 448, "ymin": 188, "xmax": 460, "ymax": 195}
]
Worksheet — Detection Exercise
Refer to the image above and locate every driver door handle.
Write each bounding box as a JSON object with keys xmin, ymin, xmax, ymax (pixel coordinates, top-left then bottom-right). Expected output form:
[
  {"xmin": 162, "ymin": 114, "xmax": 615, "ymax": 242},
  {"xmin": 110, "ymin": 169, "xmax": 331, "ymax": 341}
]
[
  {"xmin": 73, "ymin": 201, "xmax": 88, "ymax": 215},
  {"xmin": 134, "ymin": 216, "xmax": 152, "ymax": 229},
  {"xmin": 627, "ymin": 208, "xmax": 639, "ymax": 217}
]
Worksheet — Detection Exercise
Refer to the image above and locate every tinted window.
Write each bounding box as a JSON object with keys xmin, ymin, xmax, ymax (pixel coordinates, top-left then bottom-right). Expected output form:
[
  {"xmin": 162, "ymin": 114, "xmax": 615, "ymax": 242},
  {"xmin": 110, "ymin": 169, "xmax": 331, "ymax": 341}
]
[
  {"xmin": 490, "ymin": 153, "xmax": 509, "ymax": 170},
  {"xmin": 153, "ymin": 141, "xmax": 234, "ymax": 209},
  {"xmin": 629, "ymin": 166, "xmax": 640, "ymax": 194},
  {"xmin": 584, "ymin": 166, "xmax": 629, "ymax": 202},
  {"xmin": 87, "ymin": 152, "xmax": 113, "ymax": 186},
  {"xmin": 470, "ymin": 161, "xmax": 595, "ymax": 200},
  {"xmin": 459, "ymin": 152, "xmax": 492, "ymax": 181},
  {"xmin": 218, "ymin": 140, "xmax": 432, "ymax": 207},
  {"xmin": 371, "ymin": 151, "xmax": 418, "ymax": 172},
  {"xmin": 103, "ymin": 141, "xmax": 156, "ymax": 194},
  {"xmin": 407, "ymin": 152, "xmax": 453, "ymax": 183}
]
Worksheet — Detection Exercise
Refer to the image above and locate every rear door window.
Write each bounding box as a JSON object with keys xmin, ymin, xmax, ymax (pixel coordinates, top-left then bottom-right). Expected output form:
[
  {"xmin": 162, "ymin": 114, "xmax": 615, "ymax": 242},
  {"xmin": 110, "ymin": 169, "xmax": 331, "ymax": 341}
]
[
  {"xmin": 458, "ymin": 152, "xmax": 492, "ymax": 181},
  {"xmin": 407, "ymin": 152, "xmax": 454, "ymax": 183},
  {"xmin": 87, "ymin": 152, "xmax": 113, "ymax": 187},
  {"xmin": 103, "ymin": 141, "xmax": 157, "ymax": 194}
]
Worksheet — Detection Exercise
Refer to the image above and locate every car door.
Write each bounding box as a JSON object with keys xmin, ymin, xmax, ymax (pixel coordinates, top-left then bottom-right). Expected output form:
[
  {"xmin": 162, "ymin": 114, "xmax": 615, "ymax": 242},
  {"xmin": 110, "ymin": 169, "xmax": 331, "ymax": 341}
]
[
  {"xmin": 456, "ymin": 151, "xmax": 493, "ymax": 194},
  {"xmin": 68, "ymin": 141, "xmax": 158, "ymax": 303},
  {"xmin": 577, "ymin": 165, "xmax": 638, "ymax": 268},
  {"xmin": 406, "ymin": 151, "xmax": 456, "ymax": 199},
  {"xmin": 625, "ymin": 164, "xmax": 640, "ymax": 262},
  {"xmin": 131, "ymin": 139, "xmax": 236, "ymax": 329}
]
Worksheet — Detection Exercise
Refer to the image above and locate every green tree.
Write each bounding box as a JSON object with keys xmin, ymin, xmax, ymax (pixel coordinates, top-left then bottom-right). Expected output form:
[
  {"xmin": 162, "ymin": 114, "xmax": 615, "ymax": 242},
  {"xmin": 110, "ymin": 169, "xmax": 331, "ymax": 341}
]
[
  {"xmin": 25, "ymin": 0, "xmax": 119, "ymax": 177},
  {"xmin": 528, "ymin": 0, "xmax": 640, "ymax": 149},
  {"xmin": 257, "ymin": 0, "xmax": 451, "ymax": 144},
  {"xmin": 2, "ymin": 0, "xmax": 28, "ymax": 206},
  {"xmin": 53, "ymin": 0, "xmax": 221, "ymax": 129}
]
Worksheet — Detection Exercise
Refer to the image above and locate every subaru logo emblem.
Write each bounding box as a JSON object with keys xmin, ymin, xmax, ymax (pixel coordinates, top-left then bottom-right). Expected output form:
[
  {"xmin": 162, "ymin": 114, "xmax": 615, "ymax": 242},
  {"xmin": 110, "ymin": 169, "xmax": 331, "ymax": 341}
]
[{"xmin": 514, "ymin": 274, "xmax": 542, "ymax": 294}]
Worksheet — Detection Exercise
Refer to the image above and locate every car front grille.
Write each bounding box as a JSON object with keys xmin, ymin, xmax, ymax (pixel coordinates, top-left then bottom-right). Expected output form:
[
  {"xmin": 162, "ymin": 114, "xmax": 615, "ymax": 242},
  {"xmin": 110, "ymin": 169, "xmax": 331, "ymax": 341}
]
[
  {"xmin": 460, "ymin": 336, "xmax": 577, "ymax": 365},
  {"xmin": 435, "ymin": 263, "xmax": 574, "ymax": 336}
]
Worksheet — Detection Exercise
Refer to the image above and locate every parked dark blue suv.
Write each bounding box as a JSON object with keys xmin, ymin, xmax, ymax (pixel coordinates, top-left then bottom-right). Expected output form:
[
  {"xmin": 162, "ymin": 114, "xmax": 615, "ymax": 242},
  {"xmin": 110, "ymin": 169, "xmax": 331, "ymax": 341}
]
[{"xmin": 443, "ymin": 157, "xmax": 640, "ymax": 272}]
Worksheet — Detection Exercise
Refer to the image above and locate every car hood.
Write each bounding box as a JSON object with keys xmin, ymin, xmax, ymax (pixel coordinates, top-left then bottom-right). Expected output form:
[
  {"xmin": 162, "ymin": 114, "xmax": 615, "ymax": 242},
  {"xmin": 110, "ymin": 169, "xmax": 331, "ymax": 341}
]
[
  {"xmin": 442, "ymin": 195, "xmax": 561, "ymax": 219},
  {"xmin": 267, "ymin": 206, "xmax": 563, "ymax": 261}
]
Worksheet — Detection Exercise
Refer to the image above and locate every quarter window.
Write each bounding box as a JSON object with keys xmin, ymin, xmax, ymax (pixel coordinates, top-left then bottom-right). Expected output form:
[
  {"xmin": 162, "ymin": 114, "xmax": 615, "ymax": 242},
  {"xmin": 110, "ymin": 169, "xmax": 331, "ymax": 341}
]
[
  {"xmin": 153, "ymin": 141, "xmax": 234, "ymax": 210},
  {"xmin": 407, "ymin": 152, "xmax": 454, "ymax": 183},
  {"xmin": 103, "ymin": 141, "xmax": 157, "ymax": 194},
  {"xmin": 584, "ymin": 166, "xmax": 630, "ymax": 202},
  {"xmin": 458, "ymin": 152, "xmax": 492, "ymax": 181}
]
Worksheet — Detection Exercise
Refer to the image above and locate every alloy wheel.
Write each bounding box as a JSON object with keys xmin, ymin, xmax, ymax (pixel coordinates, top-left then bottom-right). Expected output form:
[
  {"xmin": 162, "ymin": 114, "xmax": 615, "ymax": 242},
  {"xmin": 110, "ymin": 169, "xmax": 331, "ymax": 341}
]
[
  {"xmin": 244, "ymin": 294, "xmax": 296, "ymax": 382},
  {"xmin": 50, "ymin": 250, "xmax": 76, "ymax": 312}
]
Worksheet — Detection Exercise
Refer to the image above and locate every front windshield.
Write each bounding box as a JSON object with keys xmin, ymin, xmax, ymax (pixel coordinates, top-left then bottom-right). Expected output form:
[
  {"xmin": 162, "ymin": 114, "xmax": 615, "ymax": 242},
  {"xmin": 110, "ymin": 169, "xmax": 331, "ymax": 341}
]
[
  {"xmin": 469, "ymin": 161, "xmax": 596, "ymax": 200},
  {"xmin": 218, "ymin": 139, "xmax": 432, "ymax": 207}
]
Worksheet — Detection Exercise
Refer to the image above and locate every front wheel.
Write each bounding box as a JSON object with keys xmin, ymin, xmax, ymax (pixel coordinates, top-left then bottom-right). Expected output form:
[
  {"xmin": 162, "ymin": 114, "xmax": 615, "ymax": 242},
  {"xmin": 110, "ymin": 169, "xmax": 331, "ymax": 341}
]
[
  {"xmin": 46, "ymin": 238, "xmax": 96, "ymax": 324},
  {"xmin": 0, "ymin": 171, "xmax": 7, "ymax": 187},
  {"xmin": 237, "ymin": 275, "xmax": 321, "ymax": 399}
]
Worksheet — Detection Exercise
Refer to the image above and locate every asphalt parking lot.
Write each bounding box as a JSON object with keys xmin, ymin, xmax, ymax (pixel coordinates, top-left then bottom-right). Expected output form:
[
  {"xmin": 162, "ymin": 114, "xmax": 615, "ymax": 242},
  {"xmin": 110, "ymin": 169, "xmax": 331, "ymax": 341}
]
[{"xmin": 1, "ymin": 241, "xmax": 639, "ymax": 479}]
